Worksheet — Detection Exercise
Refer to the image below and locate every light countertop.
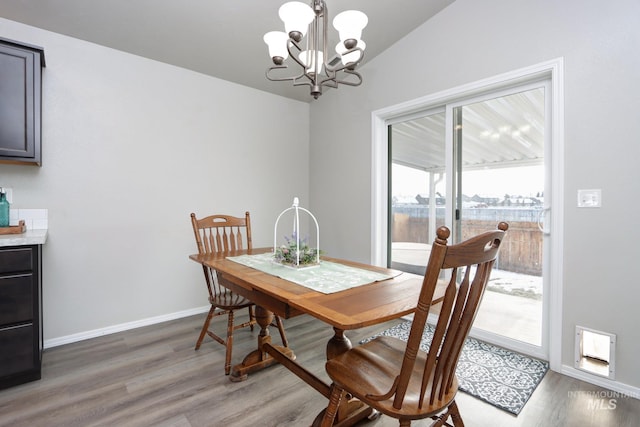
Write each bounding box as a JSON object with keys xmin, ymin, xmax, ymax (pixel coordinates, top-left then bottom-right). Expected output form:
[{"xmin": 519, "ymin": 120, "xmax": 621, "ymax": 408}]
[{"xmin": 0, "ymin": 229, "xmax": 48, "ymax": 247}]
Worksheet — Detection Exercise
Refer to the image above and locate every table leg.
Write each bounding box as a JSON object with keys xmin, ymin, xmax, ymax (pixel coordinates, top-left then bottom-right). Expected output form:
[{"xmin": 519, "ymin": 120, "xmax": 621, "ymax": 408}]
[
  {"xmin": 326, "ymin": 327, "xmax": 352, "ymax": 359},
  {"xmin": 311, "ymin": 328, "xmax": 373, "ymax": 426},
  {"xmin": 229, "ymin": 305, "xmax": 295, "ymax": 382}
]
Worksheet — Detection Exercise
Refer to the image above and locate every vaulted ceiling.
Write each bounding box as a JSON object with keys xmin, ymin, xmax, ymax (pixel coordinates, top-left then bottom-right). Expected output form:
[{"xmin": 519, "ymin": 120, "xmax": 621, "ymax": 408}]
[
  {"xmin": 1, "ymin": 0, "xmax": 544, "ymax": 170},
  {"xmin": 0, "ymin": 0, "xmax": 455, "ymax": 102}
]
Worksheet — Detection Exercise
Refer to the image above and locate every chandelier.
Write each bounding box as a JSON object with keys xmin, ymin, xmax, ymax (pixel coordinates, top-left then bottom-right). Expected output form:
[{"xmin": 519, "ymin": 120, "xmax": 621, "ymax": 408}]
[{"xmin": 263, "ymin": 0, "xmax": 368, "ymax": 99}]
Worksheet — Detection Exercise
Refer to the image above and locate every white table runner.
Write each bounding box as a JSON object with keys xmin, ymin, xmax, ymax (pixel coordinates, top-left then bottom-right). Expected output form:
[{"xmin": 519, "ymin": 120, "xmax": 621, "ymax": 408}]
[{"xmin": 227, "ymin": 252, "xmax": 398, "ymax": 294}]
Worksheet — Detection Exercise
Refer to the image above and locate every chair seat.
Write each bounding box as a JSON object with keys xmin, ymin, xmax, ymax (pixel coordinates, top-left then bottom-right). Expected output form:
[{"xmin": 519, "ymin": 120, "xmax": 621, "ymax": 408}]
[
  {"xmin": 325, "ymin": 335, "xmax": 458, "ymax": 420},
  {"xmin": 210, "ymin": 291, "xmax": 254, "ymax": 310}
]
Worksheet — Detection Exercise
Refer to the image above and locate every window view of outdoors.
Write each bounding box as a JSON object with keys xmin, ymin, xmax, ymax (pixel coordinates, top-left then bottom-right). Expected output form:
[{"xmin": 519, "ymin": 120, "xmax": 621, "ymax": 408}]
[
  {"xmin": 389, "ymin": 87, "xmax": 546, "ymax": 348},
  {"xmin": 391, "ymin": 162, "xmax": 544, "ymax": 346}
]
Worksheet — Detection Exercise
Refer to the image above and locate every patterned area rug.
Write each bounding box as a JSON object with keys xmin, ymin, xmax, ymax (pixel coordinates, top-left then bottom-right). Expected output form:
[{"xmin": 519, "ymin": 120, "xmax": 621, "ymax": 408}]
[{"xmin": 361, "ymin": 321, "xmax": 549, "ymax": 415}]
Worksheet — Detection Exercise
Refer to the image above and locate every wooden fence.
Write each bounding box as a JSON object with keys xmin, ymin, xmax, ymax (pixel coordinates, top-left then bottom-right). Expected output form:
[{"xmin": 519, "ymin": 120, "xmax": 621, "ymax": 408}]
[{"xmin": 392, "ymin": 210, "xmax": 542, "ymax": 276}]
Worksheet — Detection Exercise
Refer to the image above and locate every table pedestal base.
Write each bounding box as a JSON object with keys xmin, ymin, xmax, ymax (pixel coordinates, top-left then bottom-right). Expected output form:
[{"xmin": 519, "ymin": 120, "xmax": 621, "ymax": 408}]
[
  {"xmin": 311, "ymin": 398, "xmax": 373, "ymax": 427},
  {"xmin": 230, "ymin": 306, "xmax": 296, "ymax": 382},
  {"xmin": 230, "ymin": 344, "xmax": 295, "ymax": 382}
]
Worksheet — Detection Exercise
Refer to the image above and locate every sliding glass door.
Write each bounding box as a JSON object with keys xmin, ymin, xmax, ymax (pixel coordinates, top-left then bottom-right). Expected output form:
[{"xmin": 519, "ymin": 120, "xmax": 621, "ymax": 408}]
[
  {"xmin": 389, "ymin": 109, "xmax": 446, "ymax": 275},
  {"xmin": 388, "ymin": 82, "xmax": 549, "ymax": 357},
  {"xmin": 452, "ymin": 86, "xmax": 546, "ymax": 350}
]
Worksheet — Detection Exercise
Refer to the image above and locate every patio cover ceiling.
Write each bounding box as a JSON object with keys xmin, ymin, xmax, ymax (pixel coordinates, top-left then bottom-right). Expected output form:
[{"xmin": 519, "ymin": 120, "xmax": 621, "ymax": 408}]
[{"xmin": 391, "ymin": 88, "xmax": 545, "ymax": 173}]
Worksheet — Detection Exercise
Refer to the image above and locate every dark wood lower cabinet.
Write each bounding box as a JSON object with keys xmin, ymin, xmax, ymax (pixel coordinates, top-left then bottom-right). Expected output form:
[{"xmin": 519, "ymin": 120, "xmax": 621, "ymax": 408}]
[{"xmin": 0, "ymin": 245, "xmax": 42, "ymax": 390}]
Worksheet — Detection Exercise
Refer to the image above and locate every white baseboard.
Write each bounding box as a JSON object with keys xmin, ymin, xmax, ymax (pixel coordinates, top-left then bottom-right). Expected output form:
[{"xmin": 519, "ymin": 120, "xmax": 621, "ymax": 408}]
[
  {"xmin": 405, "ymin": 314, "xmax": 640, "ymax": 400},
  {"xmin": 43, "ymin": 306, "xmax": 209, "ymax": 349},
  {"xmin": 560, "ymin": 365, "xmax": 640, "ymax": 400}
]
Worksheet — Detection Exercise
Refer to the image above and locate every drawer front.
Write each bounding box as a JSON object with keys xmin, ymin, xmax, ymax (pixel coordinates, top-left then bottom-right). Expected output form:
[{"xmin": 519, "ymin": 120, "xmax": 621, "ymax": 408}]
[
  {"xmin": 0, "ymin": 247, "xmax": 34, "ymax": 274},
  {"xmin": 0, "ymin": 275, "xmax": 33, "ymax": 325},
  {"xmin": 0, "ymin": 324, "xmax": 34, "ymax": 377}
]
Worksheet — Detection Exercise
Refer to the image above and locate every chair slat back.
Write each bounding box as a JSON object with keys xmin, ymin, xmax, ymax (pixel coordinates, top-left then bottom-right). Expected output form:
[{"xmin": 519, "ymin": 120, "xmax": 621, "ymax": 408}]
[
  {"xmin": 392, "ymin": 222, "xmax": 508, "ymax": 409},
  {"xmin": 191, "ymin": 212, "xmax": 252, "ymax": 255},
  {"xmin": 190, "ymin": 212, "xmax": 252, "ymax": 298}
]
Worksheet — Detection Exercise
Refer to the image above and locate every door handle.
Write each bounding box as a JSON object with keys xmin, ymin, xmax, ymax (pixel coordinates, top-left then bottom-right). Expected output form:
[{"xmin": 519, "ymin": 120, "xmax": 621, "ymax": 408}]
[{"xmin": 537, "ymin": 207, "xmax": 550, "ymax": 235}]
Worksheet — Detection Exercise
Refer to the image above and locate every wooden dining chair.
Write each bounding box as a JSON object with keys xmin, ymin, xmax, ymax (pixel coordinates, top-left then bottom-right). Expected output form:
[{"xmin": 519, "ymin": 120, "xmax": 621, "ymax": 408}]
[
  {"xmin": 190, "ymin": 211, "xmax": 288, "ymax": 375},
  {"xmin": 320, "ymin": 222, "xmax": 508, "ymax": 427}
]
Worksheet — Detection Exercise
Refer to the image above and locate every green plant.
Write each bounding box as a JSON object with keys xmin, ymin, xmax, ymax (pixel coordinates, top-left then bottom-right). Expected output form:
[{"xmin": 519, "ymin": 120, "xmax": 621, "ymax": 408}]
[{"xmin": 274, "ymin": 233, "xmax": 320, "ymax": 266}]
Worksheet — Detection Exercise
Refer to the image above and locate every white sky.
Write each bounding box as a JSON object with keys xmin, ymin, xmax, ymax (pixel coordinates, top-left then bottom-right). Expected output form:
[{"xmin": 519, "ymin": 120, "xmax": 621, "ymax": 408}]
[{"xmin": 392, "ymin": 164, "xmax": 544, "ymax": 199}]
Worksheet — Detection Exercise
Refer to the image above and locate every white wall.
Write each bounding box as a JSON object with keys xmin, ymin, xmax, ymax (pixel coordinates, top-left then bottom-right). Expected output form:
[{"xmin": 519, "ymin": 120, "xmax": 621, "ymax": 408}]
[
  {"xmin": 0, "ymin": 18, "xmax": 310, "ymax": 342},
  {"xmin": 309, "ymin": 0, "xmax": 640, "ymax": 391},
  {"xmin": 3, "ymin": 0, "xmax": 639, "ymax": 393}
]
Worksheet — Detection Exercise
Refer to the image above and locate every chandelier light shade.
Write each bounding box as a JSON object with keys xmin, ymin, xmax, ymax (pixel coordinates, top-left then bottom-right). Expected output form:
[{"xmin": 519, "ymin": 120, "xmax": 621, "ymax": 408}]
[
  {"xmin": 332, "ymin": 10, "xmax": 368, "ymax": 45},
  {"xmin": 299, "ymin": 50, "xmax": 324, "ymax": 73},
  {"xmin": 279, "ymin": 2, "xmax": 315, "ymax": 39},
  {"xmin": 263, "ymin": 0, "xmax": 368, "ymax": 99},
  {"xmin": 263, "ymin": 31, "xmax": 290, "ymax": 61}
]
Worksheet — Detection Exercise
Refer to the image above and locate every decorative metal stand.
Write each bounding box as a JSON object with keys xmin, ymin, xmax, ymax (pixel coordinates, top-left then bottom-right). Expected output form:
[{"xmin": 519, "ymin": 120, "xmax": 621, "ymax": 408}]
[{"xmin": 273, "ymin": 197, "xmax": 320, "ymax": 267}]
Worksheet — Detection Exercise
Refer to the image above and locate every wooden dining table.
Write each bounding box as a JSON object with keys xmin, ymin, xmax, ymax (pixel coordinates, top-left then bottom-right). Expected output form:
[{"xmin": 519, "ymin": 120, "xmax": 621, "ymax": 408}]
[{"xmin": 189, "ymin": 247, "xmax": 444, "ymax": 426}]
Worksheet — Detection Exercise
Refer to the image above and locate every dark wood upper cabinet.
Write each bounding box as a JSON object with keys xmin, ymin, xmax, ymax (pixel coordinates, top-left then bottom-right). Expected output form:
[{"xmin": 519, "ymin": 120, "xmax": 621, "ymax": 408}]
[{"xmin": 0, "ymin": 38, "xmax": 45, "ymax": 166}]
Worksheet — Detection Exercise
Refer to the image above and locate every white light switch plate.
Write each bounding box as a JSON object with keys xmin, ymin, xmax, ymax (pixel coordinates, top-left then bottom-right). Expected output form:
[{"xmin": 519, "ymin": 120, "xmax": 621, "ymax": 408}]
[{"xmin": 577, "ymin": 189, "xmax": 601, "ymax": 207}]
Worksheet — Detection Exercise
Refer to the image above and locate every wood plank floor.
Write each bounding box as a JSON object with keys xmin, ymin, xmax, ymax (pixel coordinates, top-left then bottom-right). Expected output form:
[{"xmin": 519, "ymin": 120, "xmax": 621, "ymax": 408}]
[{"xmin": 1, "ymin": 313, "xmax": 639, "ymax": 426}]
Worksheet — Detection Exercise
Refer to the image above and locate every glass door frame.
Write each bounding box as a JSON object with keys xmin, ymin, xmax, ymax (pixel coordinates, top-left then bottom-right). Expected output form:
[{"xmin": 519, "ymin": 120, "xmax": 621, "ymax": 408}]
[
  {"xmin": 386, "ymin": 105, "xmax": 446, "ymax": 269},
  {"xmin": 371, "ymin": 59, "xmax": 565, "ymax": 370},
  {"xmin": 446, "ymin": 81, "xmax": 550, "ymax": 359}
]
